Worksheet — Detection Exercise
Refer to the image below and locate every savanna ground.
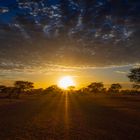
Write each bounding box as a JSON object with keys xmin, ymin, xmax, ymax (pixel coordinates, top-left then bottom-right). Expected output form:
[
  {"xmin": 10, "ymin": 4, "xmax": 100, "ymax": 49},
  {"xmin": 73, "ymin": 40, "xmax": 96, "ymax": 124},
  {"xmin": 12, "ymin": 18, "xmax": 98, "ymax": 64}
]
[{"xmin": 0, "ymin": 93, "xmax": 140, "ymax": 140}]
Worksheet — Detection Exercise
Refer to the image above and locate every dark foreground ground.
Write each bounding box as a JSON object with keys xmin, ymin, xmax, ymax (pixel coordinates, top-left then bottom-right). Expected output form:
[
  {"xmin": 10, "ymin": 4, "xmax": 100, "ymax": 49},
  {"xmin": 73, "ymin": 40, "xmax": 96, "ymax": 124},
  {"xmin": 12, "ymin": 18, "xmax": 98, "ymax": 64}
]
[{"xmin": 0, "ymin": 93, "xmax": 140, "ymax": 140}]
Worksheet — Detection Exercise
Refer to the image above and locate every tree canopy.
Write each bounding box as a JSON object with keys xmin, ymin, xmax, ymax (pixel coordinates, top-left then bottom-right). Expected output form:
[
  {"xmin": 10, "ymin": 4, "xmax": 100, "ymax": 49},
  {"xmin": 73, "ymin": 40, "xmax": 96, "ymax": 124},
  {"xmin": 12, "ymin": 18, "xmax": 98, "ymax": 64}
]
[
  {"xmin": 108, "ymin": 83, "xmax": 122, "ymax": 93},
  {"xmin": 14, "ymin": 81, "xmax": 34, "ymax": 92},
  {"xmin": 87, "ymin": 82, "xmax": 104, "ymax": 93},
  {"xmin": 128, "ymin": 67, "xmax": 140, "ymax": 89}
]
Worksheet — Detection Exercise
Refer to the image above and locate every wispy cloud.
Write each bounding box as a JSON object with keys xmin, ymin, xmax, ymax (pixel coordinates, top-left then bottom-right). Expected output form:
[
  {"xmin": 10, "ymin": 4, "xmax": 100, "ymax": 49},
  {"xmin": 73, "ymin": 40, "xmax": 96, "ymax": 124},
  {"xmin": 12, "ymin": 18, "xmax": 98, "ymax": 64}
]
[
  {"xmin": 0, "ymin": 60, "xmax": 137, "ymax": 74},
  {"xmin": 115, "ymin": 71, "xmax": 127, "ymax": 74}
]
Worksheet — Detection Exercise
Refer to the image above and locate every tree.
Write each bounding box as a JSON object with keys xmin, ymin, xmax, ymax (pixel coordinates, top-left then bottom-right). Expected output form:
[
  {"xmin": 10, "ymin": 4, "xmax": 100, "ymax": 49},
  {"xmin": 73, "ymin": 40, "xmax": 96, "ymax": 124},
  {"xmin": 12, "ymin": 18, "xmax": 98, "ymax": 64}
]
[
  {"xmin": 87, "ymin": 82, "xmax": 104, "ymax": 93},
  {"xmin": 45, "ymin": 85, "xmax": 62, "ymax": 94},
  {"xmin": 5, "ymin": 87, "xmax": 16, "ymax": 98},
  {"xmin": 0, "ymin": 86, "xmax": 17, "ymax": 98},
  {"xmin": 128, "ymin": 67, "xmax": 140, "ymax": 89},
  {"xmin": 68, "ymin": 86, "xmax": 75, "ymax": 91},
  {"xmin": 14, "ymin": 81, "xmax": 34, "ymax": 97},
  {"xmin": 108, "ymin": 83, "xmax": 122, "ymax": 93},
  {"xmin": 0, "ymin": 85, "xmax": 6, "ymax": 93},
  {"xmin": 67, "ymin": 86, "xmax": 76, "ymax": 93}
]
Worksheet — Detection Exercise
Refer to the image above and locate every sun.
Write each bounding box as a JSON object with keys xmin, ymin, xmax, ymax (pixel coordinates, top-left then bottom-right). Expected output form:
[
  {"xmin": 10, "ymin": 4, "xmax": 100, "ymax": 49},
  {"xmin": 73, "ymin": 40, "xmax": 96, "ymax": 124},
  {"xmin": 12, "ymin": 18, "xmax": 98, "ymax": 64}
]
[{"xmin": 58, "ymin": 76, "xmax": 75, "ymax": 89}]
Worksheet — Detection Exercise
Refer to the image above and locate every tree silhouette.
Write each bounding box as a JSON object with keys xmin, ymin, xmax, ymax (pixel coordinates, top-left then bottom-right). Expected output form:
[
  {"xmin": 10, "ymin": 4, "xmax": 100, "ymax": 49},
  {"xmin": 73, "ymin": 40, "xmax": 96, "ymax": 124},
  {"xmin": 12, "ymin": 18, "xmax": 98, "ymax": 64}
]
[
  {"xmin": 108, "ymin": 83, "xmax": 122, "ymax": 93},
  {"xmin": 128, "ymin": 67, "xmax": 140, "ymax": 89},
  {"xmin": 87, "ymin": 82, "xmax": 104, "ymax": 93},
  {"xmin": 68, "ymin": 86, "xmax": 75, "ymax": 92},
  {"xmin": 0, "ymin": 85, "xmax": 6, "ymax": 93},
  {"xmin": 0, "ymin": 86, "xmax": 18, "ymax": 98},
  {"xmin": 14, "ymin": 81, "xmax": 34, "ymax": 97},
  {"xmin": 45, "ymin": 85, "xmax": 62, "ymax": 94}
]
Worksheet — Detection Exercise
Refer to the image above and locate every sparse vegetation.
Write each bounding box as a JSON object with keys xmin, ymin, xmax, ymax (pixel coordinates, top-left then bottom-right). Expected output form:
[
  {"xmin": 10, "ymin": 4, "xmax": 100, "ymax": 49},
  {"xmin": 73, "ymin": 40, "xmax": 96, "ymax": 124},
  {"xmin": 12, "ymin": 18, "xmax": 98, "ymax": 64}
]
[
  {"xmin": 0, "ymin": 68, "xmax": 140, "ymax": 99},
  {"xmin": 0, "ymin": 81, "xmax": 140, "ymax": 99}
]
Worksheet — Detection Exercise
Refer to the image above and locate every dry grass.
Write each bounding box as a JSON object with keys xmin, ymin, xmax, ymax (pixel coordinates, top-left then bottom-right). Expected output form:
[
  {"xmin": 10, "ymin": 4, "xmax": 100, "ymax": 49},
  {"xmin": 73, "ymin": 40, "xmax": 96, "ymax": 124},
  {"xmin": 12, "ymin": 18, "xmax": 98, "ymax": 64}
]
[{"xmin": 0, "ymin": 93, "xmax": 140, "ymax": 140}]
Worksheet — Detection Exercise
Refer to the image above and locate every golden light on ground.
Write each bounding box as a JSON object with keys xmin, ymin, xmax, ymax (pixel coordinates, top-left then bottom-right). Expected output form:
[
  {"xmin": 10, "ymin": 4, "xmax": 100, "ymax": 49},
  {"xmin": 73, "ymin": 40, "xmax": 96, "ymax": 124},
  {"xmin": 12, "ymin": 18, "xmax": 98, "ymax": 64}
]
[{"xmin": 58, "ymin": 76, "xmax": 76, "ymax": 89}]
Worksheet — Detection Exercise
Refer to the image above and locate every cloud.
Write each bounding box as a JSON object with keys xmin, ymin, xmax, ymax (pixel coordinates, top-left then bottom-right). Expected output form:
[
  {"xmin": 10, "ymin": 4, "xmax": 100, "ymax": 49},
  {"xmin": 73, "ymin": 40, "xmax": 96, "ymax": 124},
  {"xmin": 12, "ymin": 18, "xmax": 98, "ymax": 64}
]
[
  {"xmin": 0, "ymin": 59, "xmax": 136, "ymax": 76},
  {"xmin": 0, "ymin": 1, "xmax": 140, "ymax": 67},
  {"xmin": 0, "ymin": 7, "xmax": 9, "ymax": 14},
  {"xmin": 115, "ymin": 71, "xmax": 127, "ymax": 74},
  {"xmin": 0, "ymin": 74, "xmax": 6, "ymax": 77}
]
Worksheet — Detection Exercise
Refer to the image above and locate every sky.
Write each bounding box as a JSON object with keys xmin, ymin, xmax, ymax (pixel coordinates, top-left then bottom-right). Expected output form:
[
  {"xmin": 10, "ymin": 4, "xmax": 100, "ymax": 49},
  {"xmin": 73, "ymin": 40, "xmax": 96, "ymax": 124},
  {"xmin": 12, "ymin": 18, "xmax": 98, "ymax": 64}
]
[{"xmin": 0, "ymin": 0, "xmax": 140, "ymax": 88}]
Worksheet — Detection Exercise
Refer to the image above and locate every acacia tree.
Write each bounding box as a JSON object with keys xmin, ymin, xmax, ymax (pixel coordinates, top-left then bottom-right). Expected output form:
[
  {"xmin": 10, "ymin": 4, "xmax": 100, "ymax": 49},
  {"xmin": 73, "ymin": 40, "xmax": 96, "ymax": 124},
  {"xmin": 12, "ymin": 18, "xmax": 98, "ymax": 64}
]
[
  {"xmin": 108, "ymin": 83, "xmax": 122, "ymax": 93},
  {"xmin": 14, "ymin": 81, "xmax": 34, "ymax": 97},
  {"xmin": 128, "ymin": 67, "xmax": 140, "ymax": 89},
  {"xmin": 87, "ymin": 82, "xmax": 104, "ymax": 93}
]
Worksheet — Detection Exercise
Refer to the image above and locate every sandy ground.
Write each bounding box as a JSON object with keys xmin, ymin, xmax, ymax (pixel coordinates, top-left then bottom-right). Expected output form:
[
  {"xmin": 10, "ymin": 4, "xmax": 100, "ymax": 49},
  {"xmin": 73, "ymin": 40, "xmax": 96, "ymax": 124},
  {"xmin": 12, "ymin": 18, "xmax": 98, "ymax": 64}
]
[{"xmin": 0, "ymin": 93, "xmax": 140, "ymax": 140}]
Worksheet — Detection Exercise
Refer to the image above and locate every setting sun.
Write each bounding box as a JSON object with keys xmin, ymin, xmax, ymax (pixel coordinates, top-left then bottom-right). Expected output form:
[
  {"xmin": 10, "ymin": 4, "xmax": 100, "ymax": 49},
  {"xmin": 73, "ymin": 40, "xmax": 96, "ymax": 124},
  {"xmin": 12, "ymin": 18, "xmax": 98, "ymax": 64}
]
[{"xmin": 58, "ymin": 76, "xmax": 75, "ymax": 89}]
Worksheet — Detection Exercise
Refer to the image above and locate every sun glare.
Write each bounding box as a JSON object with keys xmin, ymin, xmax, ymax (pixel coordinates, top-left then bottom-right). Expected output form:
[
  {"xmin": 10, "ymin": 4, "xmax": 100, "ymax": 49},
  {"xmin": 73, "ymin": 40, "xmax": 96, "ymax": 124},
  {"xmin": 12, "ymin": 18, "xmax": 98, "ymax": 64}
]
[{"xmin": 58, "ymin": 76, "xmax": 75, "ymax": 89}]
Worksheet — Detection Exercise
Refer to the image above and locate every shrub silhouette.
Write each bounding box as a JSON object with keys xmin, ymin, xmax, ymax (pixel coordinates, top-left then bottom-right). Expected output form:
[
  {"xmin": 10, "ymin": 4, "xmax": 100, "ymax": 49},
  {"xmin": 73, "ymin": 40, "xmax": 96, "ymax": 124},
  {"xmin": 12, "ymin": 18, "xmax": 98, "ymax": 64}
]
[{"xmin": 0, "ymin": 85, "xmax": 6, "ymax": 93}]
